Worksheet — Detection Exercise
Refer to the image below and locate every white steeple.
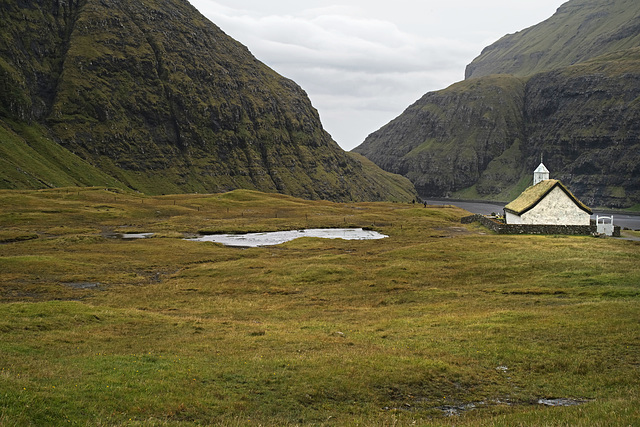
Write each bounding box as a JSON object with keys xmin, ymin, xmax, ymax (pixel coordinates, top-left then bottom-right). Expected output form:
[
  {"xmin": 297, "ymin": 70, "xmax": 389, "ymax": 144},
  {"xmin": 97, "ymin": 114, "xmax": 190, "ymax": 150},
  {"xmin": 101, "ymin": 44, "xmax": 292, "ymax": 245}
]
[{"xmin": 533, "ymin": 160, "xmax": 549, "ymax": 186}]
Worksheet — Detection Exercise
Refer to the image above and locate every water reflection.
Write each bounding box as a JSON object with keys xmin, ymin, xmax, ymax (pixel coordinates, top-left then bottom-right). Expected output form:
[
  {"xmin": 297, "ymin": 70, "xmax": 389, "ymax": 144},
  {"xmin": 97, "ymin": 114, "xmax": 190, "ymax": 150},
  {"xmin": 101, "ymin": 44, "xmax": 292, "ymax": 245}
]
[
  {"xmin": 120, "ymin": 233, "xmax": 155, "ymax": 239},
  {"xmin": 187, "ymin": 228, "xmax": 387, "ymax": 247}
]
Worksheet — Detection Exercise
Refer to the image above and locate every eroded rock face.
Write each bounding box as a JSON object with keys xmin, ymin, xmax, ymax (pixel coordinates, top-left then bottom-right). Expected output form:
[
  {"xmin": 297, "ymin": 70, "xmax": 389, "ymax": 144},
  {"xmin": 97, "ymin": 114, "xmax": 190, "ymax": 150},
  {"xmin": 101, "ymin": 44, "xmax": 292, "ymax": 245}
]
[
  {"xmin": 523, "ymin": 61, "xmax": 640, "ymax": 208},
  {"xmin": 354, "ymin": 0, "xmax": 640, "ymax": 208},
  {"xmin": 0, "ymin": 0, "xmax": 417, "ymax": 201},
  {"xmin": 354, "ymin": 57, "xmax": 640, "ymax": 208}
]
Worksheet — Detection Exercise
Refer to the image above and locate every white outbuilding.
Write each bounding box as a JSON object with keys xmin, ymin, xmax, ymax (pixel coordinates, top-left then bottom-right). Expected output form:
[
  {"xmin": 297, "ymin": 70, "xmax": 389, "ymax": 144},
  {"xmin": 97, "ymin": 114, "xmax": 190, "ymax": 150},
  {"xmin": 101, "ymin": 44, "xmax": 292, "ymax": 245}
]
[{"xmin": 504, "ymin": 164, "xmax": 592, "ymax": 226}]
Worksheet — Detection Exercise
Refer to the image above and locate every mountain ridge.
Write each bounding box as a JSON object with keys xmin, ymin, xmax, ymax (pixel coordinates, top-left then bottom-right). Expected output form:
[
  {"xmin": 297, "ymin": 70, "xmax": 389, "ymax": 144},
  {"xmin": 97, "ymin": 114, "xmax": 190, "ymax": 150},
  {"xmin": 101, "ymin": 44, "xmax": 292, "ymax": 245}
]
[{"xmin": 465, "ymin": 0, "xmax": 640, "ymax": 79}]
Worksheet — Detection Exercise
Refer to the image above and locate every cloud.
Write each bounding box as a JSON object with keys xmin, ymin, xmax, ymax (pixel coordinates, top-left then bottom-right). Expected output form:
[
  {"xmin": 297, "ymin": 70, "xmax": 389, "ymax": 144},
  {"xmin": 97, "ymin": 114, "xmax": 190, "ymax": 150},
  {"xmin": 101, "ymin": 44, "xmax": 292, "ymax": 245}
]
[{"xmin": 206, "ymin": 6, "xmax": 478, "ymax": 73}]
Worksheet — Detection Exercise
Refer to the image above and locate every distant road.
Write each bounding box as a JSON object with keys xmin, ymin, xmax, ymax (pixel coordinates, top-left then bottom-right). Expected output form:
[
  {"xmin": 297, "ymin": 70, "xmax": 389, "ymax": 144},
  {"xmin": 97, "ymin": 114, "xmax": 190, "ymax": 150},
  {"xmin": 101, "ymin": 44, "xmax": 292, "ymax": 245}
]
[{"xmin": 426, "ymin": 199, "xmax": 640, "ymax": 231}]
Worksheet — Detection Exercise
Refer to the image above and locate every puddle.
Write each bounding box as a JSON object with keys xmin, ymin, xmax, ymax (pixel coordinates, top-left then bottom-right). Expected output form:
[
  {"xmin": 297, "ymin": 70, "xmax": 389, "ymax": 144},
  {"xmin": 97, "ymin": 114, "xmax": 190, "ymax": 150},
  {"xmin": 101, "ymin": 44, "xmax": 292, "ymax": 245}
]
[
  {"xmin": 63, "ymin": 282, "xmax": 101, "ymax": 289},
  {"xmin": 186, "ymin": 228, "xmax": 387, "ymax": 247},
  {"xmin": 120, "ymin": 233, "xmax": 154, "ymax": 239},
  {"xmin": 438, "ymin": 403, "xmax": 479, "ymax": 417},
  {"xmin": 385, "ymin": 397, "xmax": 591, "ymax": 417},
  {"xmin": 538, "ymin": 398, "xmax": 591, "ymax": 407}
]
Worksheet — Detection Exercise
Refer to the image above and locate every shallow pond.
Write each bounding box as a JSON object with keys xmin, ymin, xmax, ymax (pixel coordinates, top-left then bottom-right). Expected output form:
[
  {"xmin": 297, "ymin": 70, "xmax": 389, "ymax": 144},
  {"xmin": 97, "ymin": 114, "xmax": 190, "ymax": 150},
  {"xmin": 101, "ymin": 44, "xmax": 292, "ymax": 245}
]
[
  {"xmin": 186, "ymin": 228, "xmax": 387, "ymax": 247},
  {"xmin": 120, "ymin": 233, "xmax": 155, "ymax": 239}
]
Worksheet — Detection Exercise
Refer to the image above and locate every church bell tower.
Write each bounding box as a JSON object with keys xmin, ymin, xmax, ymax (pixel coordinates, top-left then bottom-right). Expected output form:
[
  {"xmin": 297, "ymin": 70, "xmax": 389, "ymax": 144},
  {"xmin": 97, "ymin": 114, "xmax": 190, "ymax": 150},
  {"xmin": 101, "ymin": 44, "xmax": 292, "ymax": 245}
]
[{"xmin": 533, "ymin": 162, "xmax": 549, "ymax": 186}]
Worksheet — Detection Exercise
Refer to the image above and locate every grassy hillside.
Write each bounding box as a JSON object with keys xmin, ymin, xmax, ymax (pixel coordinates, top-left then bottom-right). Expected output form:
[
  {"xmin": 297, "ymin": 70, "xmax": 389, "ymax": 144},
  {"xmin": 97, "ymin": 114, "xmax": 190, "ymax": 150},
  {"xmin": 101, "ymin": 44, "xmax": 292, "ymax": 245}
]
[
  {"xmin": 465, "ymin": 0, "xmax": 640, "ymax": 79},
  {"xmin": 1, "ymin": 189, "xmax": 638, "ymax": 425},
  {"xmin": 0, "ymin": 119, "xmax": 126, "ymax": 190}
]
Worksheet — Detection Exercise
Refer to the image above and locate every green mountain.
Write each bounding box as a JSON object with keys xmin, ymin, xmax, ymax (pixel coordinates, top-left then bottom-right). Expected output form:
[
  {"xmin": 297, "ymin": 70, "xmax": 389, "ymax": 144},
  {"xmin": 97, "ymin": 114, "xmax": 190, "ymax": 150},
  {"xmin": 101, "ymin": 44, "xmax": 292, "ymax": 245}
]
[
  {"xmin": 354, "ymin": 0, "xmax": 640, "ymax": 208},
  {"xmin": 0, "ymin": 0, "xmax": 417, "ymax": 202}
]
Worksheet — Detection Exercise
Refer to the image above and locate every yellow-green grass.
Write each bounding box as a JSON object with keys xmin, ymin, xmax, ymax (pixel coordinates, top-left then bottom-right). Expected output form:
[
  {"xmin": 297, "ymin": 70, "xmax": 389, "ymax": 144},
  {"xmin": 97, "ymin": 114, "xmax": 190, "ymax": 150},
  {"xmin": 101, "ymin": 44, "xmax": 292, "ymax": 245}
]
[{"xmin": 1, "ymin": 188, "xmax": 639, "ymax": 426}]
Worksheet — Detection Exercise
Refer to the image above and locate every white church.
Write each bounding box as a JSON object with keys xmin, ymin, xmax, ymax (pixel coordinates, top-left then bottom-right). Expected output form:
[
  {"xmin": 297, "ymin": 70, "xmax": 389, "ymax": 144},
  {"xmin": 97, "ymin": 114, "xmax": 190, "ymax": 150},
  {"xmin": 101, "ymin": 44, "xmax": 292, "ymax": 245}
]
[{"xmin": 504, "ymin": 162, "xmax": 592, "ymax": 226}]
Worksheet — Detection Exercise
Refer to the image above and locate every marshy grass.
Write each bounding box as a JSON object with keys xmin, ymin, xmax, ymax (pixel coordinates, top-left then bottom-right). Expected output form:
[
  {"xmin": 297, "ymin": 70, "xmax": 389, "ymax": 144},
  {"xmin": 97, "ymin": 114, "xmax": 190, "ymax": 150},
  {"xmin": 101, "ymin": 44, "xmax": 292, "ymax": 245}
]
[{"xmin": 0, "ymin": 188, "xmax": 638, "ymax": 425}]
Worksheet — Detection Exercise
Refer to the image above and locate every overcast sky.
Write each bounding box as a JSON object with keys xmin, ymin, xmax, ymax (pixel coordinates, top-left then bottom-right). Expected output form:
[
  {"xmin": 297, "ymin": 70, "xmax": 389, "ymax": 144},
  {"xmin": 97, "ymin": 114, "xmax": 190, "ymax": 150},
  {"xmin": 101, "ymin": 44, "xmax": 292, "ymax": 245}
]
[{"xmin": 190, "ymin": 0, "xmax": 568, "ymax": 151}]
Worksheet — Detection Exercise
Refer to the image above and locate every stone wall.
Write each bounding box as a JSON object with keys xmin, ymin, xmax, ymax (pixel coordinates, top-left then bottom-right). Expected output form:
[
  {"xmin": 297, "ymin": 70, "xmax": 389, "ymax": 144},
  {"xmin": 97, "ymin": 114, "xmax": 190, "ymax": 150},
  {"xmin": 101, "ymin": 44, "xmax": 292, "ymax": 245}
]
[{"xmin": 462, "ymin": 214, "xmax": 621, "ymax": 237}]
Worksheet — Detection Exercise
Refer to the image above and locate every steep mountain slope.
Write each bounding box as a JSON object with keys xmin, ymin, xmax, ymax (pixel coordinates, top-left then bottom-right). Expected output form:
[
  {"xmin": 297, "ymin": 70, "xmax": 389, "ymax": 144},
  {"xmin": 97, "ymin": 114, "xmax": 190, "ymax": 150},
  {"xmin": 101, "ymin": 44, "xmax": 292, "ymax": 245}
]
[
  {"xmin": 354, "ymin": 76, "xmax": 527, "ymax": 198},
  {"xmin": 354, "ymin": 0, "xmax": 640, "ymax": 208},
  {"xmin": 0, "ymin": 0, "xmax": 417, "ymax": 201}
]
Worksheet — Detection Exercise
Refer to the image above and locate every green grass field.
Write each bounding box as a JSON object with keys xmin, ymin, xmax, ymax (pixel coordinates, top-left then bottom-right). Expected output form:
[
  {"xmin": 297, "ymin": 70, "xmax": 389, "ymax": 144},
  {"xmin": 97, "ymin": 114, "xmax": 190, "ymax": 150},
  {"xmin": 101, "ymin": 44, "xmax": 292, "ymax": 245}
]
[{"xmin": 1, "ymin": 188, "xmax": 638, "ymax": 426}]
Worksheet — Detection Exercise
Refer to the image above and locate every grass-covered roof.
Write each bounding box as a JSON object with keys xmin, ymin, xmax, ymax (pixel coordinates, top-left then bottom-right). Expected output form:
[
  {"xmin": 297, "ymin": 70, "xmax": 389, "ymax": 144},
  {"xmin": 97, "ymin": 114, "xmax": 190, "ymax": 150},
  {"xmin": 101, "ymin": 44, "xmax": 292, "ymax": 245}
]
[{"xmin": 504, "ymin": 179, "xmax": 592, "ymax": 215}]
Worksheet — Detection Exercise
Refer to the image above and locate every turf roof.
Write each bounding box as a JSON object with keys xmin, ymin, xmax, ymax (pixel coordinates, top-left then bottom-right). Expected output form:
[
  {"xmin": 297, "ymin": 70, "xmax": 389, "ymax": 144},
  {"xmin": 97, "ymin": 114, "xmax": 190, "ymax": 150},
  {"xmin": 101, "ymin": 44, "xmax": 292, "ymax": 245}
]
[{"xmin": 504, "ymin": 179, "xmax": 592, "ymax": 216}]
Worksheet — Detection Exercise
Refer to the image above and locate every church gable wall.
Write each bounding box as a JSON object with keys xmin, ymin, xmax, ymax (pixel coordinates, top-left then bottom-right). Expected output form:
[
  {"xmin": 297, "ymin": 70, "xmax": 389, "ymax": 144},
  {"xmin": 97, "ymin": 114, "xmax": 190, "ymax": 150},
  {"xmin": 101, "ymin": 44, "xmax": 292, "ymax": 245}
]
[{"xmin": 520, "ymin": 187, "xmax": 591, "ymax": 225}]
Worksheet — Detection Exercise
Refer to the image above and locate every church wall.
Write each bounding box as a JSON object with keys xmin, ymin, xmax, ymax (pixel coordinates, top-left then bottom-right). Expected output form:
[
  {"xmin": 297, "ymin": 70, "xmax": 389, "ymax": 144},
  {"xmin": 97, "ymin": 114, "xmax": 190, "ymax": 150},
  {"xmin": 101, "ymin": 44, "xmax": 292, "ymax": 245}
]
[
  {"xmin": 520, "ymin": 187, "xmax": 591, "ymax": 225},
  {"xmin": 505, "ymin": 211, "xmax": 522, "ymax": 224}
]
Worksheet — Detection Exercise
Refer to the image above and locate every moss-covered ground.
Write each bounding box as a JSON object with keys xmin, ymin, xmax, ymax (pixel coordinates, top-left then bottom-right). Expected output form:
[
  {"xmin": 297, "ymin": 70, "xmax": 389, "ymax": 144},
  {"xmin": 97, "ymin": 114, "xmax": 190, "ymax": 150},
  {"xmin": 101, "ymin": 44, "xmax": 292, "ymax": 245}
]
[{"xmin": 0, "ymin": 188, "xmax": 638, "ymax": 425}]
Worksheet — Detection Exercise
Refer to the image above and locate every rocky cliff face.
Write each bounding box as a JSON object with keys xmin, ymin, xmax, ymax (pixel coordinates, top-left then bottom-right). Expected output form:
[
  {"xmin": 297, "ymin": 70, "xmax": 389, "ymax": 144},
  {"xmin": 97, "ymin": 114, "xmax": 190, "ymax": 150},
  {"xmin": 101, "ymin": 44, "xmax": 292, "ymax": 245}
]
[
  {"xmin": 0, "ymin": 0, "xmax": 416, "ymax": 201},
  {"xmin": 354, "ymin": 0, "xmax": 640, "ymax": 208},
  {"xmin": 523, "ymin": 51, "xmax": 640, "ymax": 207}
]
